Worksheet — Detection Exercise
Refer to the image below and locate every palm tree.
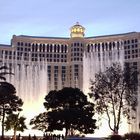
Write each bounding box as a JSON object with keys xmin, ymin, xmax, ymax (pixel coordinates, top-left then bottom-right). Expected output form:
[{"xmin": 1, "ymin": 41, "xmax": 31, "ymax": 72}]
[{"xmin": 5, "ymin": 113, "xmax": 27, "ymax": 140}]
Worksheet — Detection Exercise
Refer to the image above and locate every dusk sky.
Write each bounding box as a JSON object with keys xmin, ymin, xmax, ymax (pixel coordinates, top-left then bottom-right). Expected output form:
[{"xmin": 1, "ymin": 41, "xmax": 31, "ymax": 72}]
[{"xmin": 0, "ymin": 0, "xmax": 140, "ymax": 44}]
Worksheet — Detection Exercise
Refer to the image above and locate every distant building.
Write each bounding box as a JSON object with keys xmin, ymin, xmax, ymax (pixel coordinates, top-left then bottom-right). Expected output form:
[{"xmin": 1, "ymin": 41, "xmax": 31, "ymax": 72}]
[{"xmin": 0, "ymin": 22, "xmax": 140, "ymax": 133}]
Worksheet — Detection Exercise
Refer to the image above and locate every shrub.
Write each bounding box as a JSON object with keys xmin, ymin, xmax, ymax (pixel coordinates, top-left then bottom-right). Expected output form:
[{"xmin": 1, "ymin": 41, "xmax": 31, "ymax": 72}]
[
  {"xmin": 123, "ymin": 132, "xmax": 140, "ymax": 140},
  {"xmin": 110, "ymin": 135, "xmax": 122, "ymax": 140}
]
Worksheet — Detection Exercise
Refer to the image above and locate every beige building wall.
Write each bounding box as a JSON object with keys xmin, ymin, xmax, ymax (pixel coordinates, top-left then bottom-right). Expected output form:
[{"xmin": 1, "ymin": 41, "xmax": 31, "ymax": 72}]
[{"xmin": 0, "ymin": 23, "xmax": 140, "ymax": 133}]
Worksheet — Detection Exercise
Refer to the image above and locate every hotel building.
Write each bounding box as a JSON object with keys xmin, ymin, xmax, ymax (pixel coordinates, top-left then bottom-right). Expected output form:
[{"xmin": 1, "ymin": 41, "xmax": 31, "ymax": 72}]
[{"xmin": 0, "ymin": 22, "xmax": 140, "ymax": 133}]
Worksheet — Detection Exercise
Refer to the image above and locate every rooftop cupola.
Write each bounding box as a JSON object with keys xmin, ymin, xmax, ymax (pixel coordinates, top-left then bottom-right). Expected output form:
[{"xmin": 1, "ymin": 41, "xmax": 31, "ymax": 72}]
[{"xmin": 70, "ymin": 22, "xmax": 85, "ymax": 38}]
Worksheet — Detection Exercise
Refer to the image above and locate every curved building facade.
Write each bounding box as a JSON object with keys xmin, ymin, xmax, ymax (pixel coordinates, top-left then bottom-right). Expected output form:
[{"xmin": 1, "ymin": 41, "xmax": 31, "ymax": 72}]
[{"xmin": 0, "ymin": 23, "xmax": 140, "ymax": 134}]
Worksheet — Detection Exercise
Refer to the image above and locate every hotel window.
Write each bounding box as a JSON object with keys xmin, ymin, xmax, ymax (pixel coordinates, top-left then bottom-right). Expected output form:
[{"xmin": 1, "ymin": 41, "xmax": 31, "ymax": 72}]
[
  {"xmin": 39, "ymin": 54, "xmax": 42, "ymax": 57},
  {"xmin": 132, "ymin": 45, "xmax": 134, "ymax": 48},
  {"xmin": 54, "ymin": 45, "xmax": 57, "ymax": 52},
  {"xmin": 109, "ymin": 43, "xmax": 112, "ymax": 51},
  {"xmin": 54, "ymin": 66, "xmax": 58, "ymax": 72},
  {"xmin": 57, "ymin": 54, "xmax": 59, "ymax": 58},
  {"xmin": 127, "ymin": 50, "xmax": 130, "ymax": 54},
  {"xmin": 32, "ymin": 53, "xmax": 34, "ymax": 57},
  {"xmin": 135, "ymin": 39, "xmax": 138, "ymax": 43},
  {"xmin": 48, "ymin": 66, "xmax": 51, "ymax": 81},
  {"xmin": 132, "ymin": 50, "xmax": 135, "ymax": 54},
  {"xmin": 43, "ymin": 44, "xmax": 45, "ymax": 52},
  {"xmin": 50, "ymin": 45, "xmax": 52, "ymax": 52},
  {"xmin": 24, "ymin": 53, "xmax": 27, "ymax": 56},
  {"xmin": 39, "ymin": 44, "xmax": 42, "ymax": 52},
  {"xmin": 113, "ymin": 42, "xmax": 115, "ymax": 48},
  {"xmin": 57, "ymin": 45, "xmax": 60, "ymax": 52},
  {"xmin": 54, "ymin": 73, "xmax": 58, "ymax": 87},
  {"xmin": 21, "ymin": 42, "xmax": 23, "ymax": 46},
  {"xmin": 25, "ymin": 48, "xmax": 27, "ymax": 51},
  {"xmin": 104, "ymin": 43, "xmax": 107, "ymax": 51},
  {"xmin": 62, "ymin": 66, "xmax": 66, "ymax": 83},
  {"xmin": 98, "ymin": 43, "xmax": 100, "ymax": 51},
  {"xmin": 35, "ymin": 54, "xmax": 37, "ymax": 57},
  {"xmin": 135, "ymin": 44, "xmax": 138, "ymax": 48},
  {"xmin": 32, "ymin": 45, "xmax": 35, "ymax": 52},
  {"xmin": 17, "ymin": 47, "xmax": 20, "ymax": 51},
  {"xmin": 61, "ymin": 45, "xmax": 64, "ymax": 53},
  {"xmin": 65, "ymin": 45, "xmax": 67, "ymax": 53},
  {"xmin": 54, "ymin": 54, "xmax": 56, "ymax": 58},
  {"xmin": 127, "ymin": 40, "xmax": 130, "ymax": 44},
  {"xmin": 131, "ymin": 40, "xmax": 134, "ymax": 43},
  {"xmin": 47, "ymin": 44, "xmax": 49, "ymax": 52},
  {"xmin": 17, "ymin": 42, "xmax": 20, "ymax": 46}
]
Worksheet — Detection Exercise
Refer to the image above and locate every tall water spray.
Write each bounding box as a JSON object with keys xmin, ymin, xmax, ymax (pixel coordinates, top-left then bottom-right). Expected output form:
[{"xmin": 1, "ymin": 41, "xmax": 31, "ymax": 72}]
[
  {"xmin": 83, "ymin": 42, "xmax": 125, "ymax": 136},
  {"xmin": 2, "ymin": 54, "xmax": 48, "ymax": 135},
  {"xmin": 83, "ymin": 43, "xmax": 124, "ymax": 93}
]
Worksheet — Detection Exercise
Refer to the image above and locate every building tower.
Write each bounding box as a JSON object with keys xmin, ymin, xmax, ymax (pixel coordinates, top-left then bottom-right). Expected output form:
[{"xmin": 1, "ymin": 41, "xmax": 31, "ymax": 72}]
[{"xmin": 69, "ymin": 22, "xmax": 85, "ymax": 89}]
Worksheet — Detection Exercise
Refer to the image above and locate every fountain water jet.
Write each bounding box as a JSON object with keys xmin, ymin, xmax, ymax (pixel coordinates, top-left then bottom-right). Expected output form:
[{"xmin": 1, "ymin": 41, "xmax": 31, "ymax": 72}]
[
  {"xmin": 2, "ymin": 54, "xmax": 48, "ymax": 136},
  {"xmin": 83, "ymin": 43, "xmax": 127, "ymax": 136}
]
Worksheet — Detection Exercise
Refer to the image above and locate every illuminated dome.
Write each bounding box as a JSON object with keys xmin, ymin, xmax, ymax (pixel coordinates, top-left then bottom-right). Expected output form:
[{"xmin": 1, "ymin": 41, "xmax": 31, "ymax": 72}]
[{"xmin": 70, "ymin": 22, "xmax": 85, "ymax": 38}]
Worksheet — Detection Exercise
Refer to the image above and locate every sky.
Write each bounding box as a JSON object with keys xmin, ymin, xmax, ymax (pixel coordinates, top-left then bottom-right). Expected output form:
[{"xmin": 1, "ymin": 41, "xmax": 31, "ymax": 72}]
[{"xmin": 0, "ymin": 0, "xmax": 140, "ymax": 44}]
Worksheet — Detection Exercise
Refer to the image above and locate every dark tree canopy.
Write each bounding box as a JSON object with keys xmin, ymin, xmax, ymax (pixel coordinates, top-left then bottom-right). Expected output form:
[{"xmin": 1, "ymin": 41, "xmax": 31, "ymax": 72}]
[
  {"xmin": 0, "ymin": 82, "xmax": 23, "ymax": 112},
  {"xmin": 44, "ymin": 87, "xmax": 96, "ymax": 137},
  {"xmin": 89, "ymin": 62, "xmax": 138, "ymax": 134},
  {"xmin": 30, "ymin": 112, "xmax": 48, "ymax": 133},
  {"xmin": 0, "ymin": 82, "xmax": 23, "ymax": 139},
  {"xmin": 0, "ymin": 65, "xmax": 13, "ymax": 81}
]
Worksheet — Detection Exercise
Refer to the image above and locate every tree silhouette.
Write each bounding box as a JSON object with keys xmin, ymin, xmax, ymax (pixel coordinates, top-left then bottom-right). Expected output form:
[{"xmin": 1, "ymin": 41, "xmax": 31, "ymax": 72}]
[
  {"xmin": 5, "ymin": 113, "xmax": 27, "ymax": 140},
  {"xmin": 30, "ymin": 112, "xmax": 48, "ymax": 134},
  {"xmin": 89, "ymin": 63, "xmax": 138, "ymax": 134},
  {"xmin": 0, "ymin": 82, "xmax": 23, "ymax": 139},
  {"xmin": 44, "ymin": 87, "xmax": 96, "ymax": 137},
  {"xmin": 0, "ymin": 65, "xmax": 13, "ymax": 81}
]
